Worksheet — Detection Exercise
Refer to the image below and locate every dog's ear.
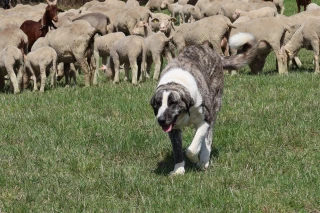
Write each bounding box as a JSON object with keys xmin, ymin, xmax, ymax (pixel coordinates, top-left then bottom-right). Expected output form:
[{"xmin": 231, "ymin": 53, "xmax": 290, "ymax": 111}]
[
  {"xmin": 181, "ymin": 92, "xmax": 194, "ymax": 116},
  {"xmin": 150, "ymin": 94, "xmax": 158, "ymax": 116}
]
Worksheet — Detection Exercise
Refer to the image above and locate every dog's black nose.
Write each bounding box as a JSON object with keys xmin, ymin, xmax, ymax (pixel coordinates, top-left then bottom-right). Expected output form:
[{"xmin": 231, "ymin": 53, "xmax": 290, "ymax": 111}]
[{"xmin": 157, "ymin": 116, "xmax": 166, "ymax": 126}]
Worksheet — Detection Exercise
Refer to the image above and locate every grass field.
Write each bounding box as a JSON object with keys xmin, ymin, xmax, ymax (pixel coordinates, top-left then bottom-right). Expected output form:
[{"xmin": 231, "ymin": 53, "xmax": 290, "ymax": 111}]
[{"xmin": 1, "ymin": 1, "xmax": 320, "ymax": 212}]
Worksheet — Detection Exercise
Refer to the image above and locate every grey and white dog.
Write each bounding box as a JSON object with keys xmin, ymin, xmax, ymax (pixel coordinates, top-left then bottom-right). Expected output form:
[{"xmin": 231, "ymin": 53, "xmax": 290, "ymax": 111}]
[{"xmin": 150, "ymin": 33, "xmax": 258, "ymax": 175}]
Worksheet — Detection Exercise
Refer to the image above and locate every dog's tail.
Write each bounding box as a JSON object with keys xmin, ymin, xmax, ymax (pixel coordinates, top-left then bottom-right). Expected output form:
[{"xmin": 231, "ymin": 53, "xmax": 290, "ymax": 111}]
[{"xmin": 221, "ymin": 33, "xmax": 258, "ymax": 70}]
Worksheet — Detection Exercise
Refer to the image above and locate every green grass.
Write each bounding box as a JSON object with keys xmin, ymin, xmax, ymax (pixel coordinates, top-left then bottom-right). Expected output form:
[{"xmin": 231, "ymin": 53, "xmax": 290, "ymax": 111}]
[{"xmin": 1, "ymin": 1, "xmax": 320, "ymax": 212}]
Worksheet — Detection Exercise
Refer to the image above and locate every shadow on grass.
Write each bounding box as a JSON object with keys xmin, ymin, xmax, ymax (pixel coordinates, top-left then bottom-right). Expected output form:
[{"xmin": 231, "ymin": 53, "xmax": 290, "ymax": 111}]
[{"xmin": 153, "ymin": 146, "xmax": 219, "ymax": 176}]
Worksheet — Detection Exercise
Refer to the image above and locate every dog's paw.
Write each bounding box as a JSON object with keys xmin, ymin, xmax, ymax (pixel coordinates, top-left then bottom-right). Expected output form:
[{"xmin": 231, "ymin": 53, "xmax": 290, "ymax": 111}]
[
  {"xmin": 186, "ymin": 148, "xmax": 200, "ymax": 163},
  {"xmin": 169, "ymin": 162, "xmax": 185, "ymax": 176}
]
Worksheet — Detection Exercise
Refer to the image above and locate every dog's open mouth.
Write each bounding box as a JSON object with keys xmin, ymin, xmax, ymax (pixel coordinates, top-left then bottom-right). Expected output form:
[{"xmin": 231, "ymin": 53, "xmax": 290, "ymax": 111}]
[{"xmin": 162, "ymin": 124, "xmax": 173, "ymax": 132}]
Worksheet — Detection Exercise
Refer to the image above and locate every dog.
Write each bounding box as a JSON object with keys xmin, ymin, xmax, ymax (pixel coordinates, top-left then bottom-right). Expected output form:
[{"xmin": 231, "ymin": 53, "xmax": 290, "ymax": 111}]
[{"xmin": 150, "ymin": 33, "xmax": 258, "ymax": 175}]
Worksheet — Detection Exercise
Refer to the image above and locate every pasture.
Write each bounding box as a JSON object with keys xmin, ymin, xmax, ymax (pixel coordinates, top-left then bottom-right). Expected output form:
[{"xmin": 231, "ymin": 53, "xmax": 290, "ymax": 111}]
[{"xmin": 1, "ymin": 0, "xmax": 320, "ymax": 212}]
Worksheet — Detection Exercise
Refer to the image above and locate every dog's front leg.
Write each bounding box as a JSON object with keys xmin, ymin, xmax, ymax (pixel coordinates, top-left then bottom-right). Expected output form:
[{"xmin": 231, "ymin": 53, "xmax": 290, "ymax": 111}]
[
  {"xmin": 168, "ymin": 129, "xmax": 185, "ymax": 176},
  {"xmin": 186, "ymin": 122, "xmax": 210, "ymax": 164}
]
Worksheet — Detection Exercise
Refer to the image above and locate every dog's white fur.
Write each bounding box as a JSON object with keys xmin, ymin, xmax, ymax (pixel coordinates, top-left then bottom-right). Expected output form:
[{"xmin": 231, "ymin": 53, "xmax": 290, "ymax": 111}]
[{"xmin": 229, "ymin": 32, "xmax": 255, "ymax": 50}]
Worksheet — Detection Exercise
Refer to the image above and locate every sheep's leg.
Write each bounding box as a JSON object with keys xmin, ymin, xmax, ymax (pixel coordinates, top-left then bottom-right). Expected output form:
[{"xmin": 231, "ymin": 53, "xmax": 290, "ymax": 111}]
[
  {"xmin": 89, "ymin": 53, "xmax": 96, "ymax": 85},
  {"xmin": 152, "ymin": 55, "xmax": 161, "ymax": 80},
  {"xmin": 146, "ymin": 56, "xmax": 153, "ymax": 79},
  {"xmin": 16, "ymin": 63, "xmax": 23, "ymax": 88},
  {"xmin": 0, "ymin": 74, "xmax": 4, "ymax": 91},
  {"xmin": 112, "ymin": 55, "xmax": 120, "ymax": 84},
  {"xmin": 64, "ymin": 63, "xmax": 70, "ymax": 87},
  {"xmin": 76, "ymin": 57, "xmax": 90, "ymax": 87},
  {"xmin": 27, "ymin": 65, "xmax": 38, "ymax": 91},
  {"xmin": 129, "ymin": 58, "xmax": 138, "ymax": 85},
  {"xmin": 310, "ymin": 40, "xmax": 320, "ymax": 73},
  {"xmin": 57, "ymin": 62, "xmax": 64, "ymax": 82},
  {"xmin": 93, "ymin": 49, "xmax": 100, "ymax": 85},
  {"xmin": 272, "ymin": 45, "xmax": 288, "ymax": 74},
  {"xmin": 39, "ymin": 65, "xmax": 47, "ymax": 92},
  {"xmin": 7, "ymin": 67, "xmax": 20, "ymax": 94},
  {"xmin": 50, "ymin": 67, "xmax": 57, "ymax": 88},
  {"xmin": 124, "ymin": 63, "xmax": 130, "ymax": 81}
]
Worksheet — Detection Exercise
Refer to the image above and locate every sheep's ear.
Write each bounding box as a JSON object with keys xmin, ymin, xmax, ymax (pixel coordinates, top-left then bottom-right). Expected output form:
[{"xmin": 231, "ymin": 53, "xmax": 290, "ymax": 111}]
[
  {"xmin": 143, "ymin": 21, "xmax": 148, "ymax": 27},
  {"xmin": 151, "ymin": 18, "xmax": 160, "ymax": 23}
]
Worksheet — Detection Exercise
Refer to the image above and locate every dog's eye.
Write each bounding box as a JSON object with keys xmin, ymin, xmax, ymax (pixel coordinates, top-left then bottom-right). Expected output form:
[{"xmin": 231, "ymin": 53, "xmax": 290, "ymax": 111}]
[{"xmin": 168, "ymin": 100, "xmax": 177, "ymax": 105}]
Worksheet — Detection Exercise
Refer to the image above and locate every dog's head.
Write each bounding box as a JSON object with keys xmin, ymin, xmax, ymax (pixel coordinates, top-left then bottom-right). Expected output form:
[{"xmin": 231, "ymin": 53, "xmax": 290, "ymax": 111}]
[{"xmin": 150, "ymin": 86, "xmax": 194, "ymax": 132}]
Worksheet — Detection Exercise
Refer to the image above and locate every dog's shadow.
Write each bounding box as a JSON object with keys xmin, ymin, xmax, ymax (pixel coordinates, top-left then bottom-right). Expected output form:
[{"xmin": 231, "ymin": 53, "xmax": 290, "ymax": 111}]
[{"xmin": 153, "ymin": 146, "xmax": 220, "ymax": 176}]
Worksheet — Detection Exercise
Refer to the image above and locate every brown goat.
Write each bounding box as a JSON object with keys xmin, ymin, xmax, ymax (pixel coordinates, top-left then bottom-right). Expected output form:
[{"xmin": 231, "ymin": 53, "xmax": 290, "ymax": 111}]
[{"xmin": 20, "ymin": 1, "xmax": 60, "ymax": 52}]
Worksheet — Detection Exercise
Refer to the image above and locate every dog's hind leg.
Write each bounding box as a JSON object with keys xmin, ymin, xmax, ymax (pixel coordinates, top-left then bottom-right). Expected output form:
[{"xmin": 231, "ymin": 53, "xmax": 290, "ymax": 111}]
[
  {"xmin": 186, "ymin": 122, "xmax": 210, "ymax": 164},
  {"xmin": 168, "ymin": 129, "xmax": 185, "ymax": 176},
  {"xmin": 197, "ymin": 126, "xmax": 213, "ymax": 170}
]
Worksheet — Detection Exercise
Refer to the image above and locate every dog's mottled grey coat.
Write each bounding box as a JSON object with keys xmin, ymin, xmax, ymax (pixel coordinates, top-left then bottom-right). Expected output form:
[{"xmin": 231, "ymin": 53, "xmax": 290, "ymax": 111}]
[{"xmin": 150, "ymin": 33, "xmax": 258, "ymax": 175}]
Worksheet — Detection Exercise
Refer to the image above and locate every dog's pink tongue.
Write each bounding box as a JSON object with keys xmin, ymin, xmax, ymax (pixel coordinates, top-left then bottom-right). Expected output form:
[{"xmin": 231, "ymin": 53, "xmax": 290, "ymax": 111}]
[{"xmin": 162, "ymin": 124, "xmax": 173, "ymax": 132}]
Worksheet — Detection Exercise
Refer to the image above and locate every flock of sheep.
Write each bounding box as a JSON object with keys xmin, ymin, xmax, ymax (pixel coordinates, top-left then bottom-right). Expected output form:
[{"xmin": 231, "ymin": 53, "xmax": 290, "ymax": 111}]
[{"xmin": 0, "ymin": 0, "xmax": 320, "ymax": 93}]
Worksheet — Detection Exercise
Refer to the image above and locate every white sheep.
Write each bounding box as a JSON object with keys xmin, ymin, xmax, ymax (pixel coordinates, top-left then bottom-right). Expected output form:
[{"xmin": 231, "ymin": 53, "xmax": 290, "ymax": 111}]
[
  {"xmin": 171, "ymin": 15, "xmax": 236, "ymax": 55},
  {"xmin": 179, "ymin": 4, "xmax": 202, "ymax": 23},
  {"xmin": 306, "ymin": 3, "xmax": 320, "ymax": 11},
  {"xmin": 161, "ymin": 0, "xmax": 183, "ymax": 20},
  {"xmin": 145, "ymin": 0, "xmax": 170, "ymax": 12},
  {"xmin": 0, "ymin": 27, "xmax": 28, "ymax": 57},
  {"xmin": 132, "ymin": 21, "xmax": 172, "ymax": 80},
  {"xmin": 284, "ymin": 17, "xmax": 320, "ymax": 73},
  {"xmin": 112, "ymin": 6, "xmax": 152, "ymax": 35},
  {"xmin": 107, "ymin": 35, "xmax": 146, "ymax": 85},
  {"xmin": 93, "ymin": 32, "xmax": 126, "ymax": 84},
  {"xmin": 232, "ymin": 7, "xmax": 277, "ymax": 21},
  {"xmin": 149, "ymin": 13, "xmax": 176, "ymax": 37},
  {"xmin": 229, "ymin": 17, "xmax": 291, "ymax": 74},
  {"xmin": 23, "ymin": 47, "xmax": 57, "ymax": 92},
  {"xmin": 0, "ymin": 46, "xmax": 23, "ymax": 94},
  {"xmin": 44, "ymin": 20, "xmax": 99, "ymax": 87},
  {"xmin": 220, "ymin": 1, "xmax": 255, "ymax": 22}
]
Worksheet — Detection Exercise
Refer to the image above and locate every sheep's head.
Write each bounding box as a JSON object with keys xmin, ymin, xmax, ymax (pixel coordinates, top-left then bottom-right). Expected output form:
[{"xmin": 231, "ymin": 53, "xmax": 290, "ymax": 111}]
[
  {"xmin": 132, "ymin": 21, "xmax": 148, "ymax": 36},
  {"xmin": 151, "ymin": 17, "xmax": 176, "ymax": 35},
  {"xmin": 232, "ymin": 9, "xmax": 241, "ymax": 20},
  {"xmin": 160, "ymin": 0, "xmax": 169, "ymax": 8}
]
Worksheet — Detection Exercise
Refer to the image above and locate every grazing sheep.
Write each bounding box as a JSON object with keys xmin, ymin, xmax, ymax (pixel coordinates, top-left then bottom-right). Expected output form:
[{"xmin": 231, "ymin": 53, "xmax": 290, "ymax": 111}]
[
  {"xmin": 0, "ymin": 27, "xmax": 28, "ymax": 58},
  {"xmin": 132, "ymin": 21, "xmax": 173, "ymax": 80},
  {"xmin": 161, "ymin": 0, "xmax": 183, "ymax": 20},
  {"xmin": 124, "ymin": 0, "xmax": 140, "ymax": 8},
  {"xmin": 220, "ymin": 1, "xmax": 255, "ymax": 22},
  {"xmin": 0, "ymin": 46, "xmax": 23, "ymax": 94},
  {"xmin": 108, "ymin": 35, "xmax": 146, "ymax": 85},
  {"xmin": 44, "ymin": 20, "xmax": 99, "ymax": 87},
  {"xmin": 179, "ymin": 4, "xmax": 202, "ymax": 23},
  {"xmin": 296, "ymin": 0, "xmax": 311, "ymax": 13},
  {"xmin": 72, "ymin": 12, "xmax": 110, "ymax": 35},
  {"xmin": 112, "ymin": 6, "xmax": 152, "ymax": 35},
  {"xmin": 149, "ymin": 13, "xmax": 176, "ymax": 37},
  {"xmin": 306, "ymin": 3, "xmax": 320, "ymax": 11},
  {"xmin": 145, "ymin": 0, "xmax": 168, "ymax": 11},
  {"xmin": 93, "ymin": 32, "xmax": 126, "ymax": 84},
  {"xmin": 284, "ymin": 17, "xmax": 320, "ymax": 73},
  {"xmin": 23, "ymin": 47, "xmax": 57, "ymax": 92},
  {"xmin": 171, "ymin": 15, "xmax": 235, "ymax": 55},
  {"xmin": 230, "ymin": 17, "xmax": 290, "ymax": 74},
  {"xmin": 201, "ymin": 1, "xmax": 222, "ymax": 18},
  {"xmin": 232, "ymin": 7, "xmax": 277, "ymax": 21},
  {"xmin": 263, "ymin": 0, "xmax": 285, "ymax": 14}
]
